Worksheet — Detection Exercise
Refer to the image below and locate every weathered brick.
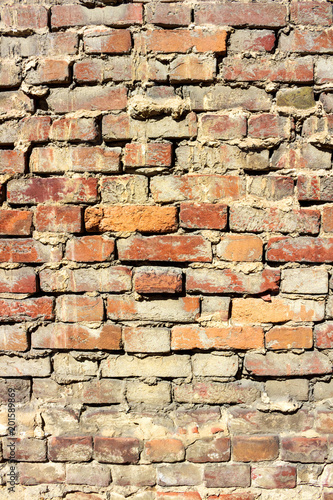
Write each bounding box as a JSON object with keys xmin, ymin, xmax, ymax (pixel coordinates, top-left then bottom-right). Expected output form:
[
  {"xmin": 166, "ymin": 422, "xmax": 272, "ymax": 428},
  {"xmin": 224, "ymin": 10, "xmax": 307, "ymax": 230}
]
[
  {"xmin": 195, "ymin": 3, "xmax": 287, "ymax": 27},
  {"xmin": 184, "ymin": 85, "xmax": 271, "ymax": 111},
  {"xmin": 204, "ymin": 464, "xmax": 251, "ymax": 488},
  {"xmin": 101, "ymin": 175, "xmax": 148, "ymax": 204},
  {"xmin": 266, "ymin": 326, "xmax": 313, "ymax": 350},
  {"xmin": 39, "ymin": 266, "xmax": 131, "ymax": 293},
  {"xmin": 25, "ymin": 58, "xmax": 69, "ymax": 84},
  {"xmin": 0, "ymin": 150, "xmax": 25, "ymax": 174},
  {"xmin": 66, "ymin": 463, "xmax": 111, "ymax": 487},
  {"xmin": 157, "ymin": 463, "xmax": 202, "ymax": 486},
  {"xmin": 117, "ymin": 234, "xmax": 212, "ymax": 262},
  {"xmin": 315, "ymin": 322, "xmax": 333, "ymax": 348},
  {"xmin": 47, "ymin": 86, "xmax": 127, "ymax": 113},
  {"xmin": 18, "ymin": 463, "xmax": 65, "ymax": 485},
  {"xmin": 158, "ymin": 494, "xmax": 201, "ymax": 500},
  {"xmin": 0, "ymin": 379, "xmax": 30, "ymax": 403},
  {"xmin": 186, "ymin": 437, "xmax": 230, "ymax": 463},
  {"xmin": 65, "ymin": 235, "xmax": 115, "ymax": 262},
  {"xmin": 0, "ymin": 267, "xmax": 35, "ymax": 293},
  {"xmin": 94, "ymin": 437, "xmax": 140, "ymax": 464},
  {"xmin": 8, "ymin": 178, "xmax": 98, "ymax": 204},
  {"xmin": 290, "ymin": 2, "xmax": 332, "ymax": 25},
  {"xmin": 199, "ymin": 296, "xmax": 230, "ymax": 322},
  {"xmin": 223, "ymin": 56, "xmax": 314, "ymax": 82},
  {"xmin": 84, "ymin": 29, "xmax": 132, "ymax": 54},
  {"xmin": 229, "ymin": 30, "xmax": 275, "ymax": 52},
  {"xmin": 35, "ymin": 205, "xmax": 82, "ymax": 233},
  {"xmin": 0, "ymin": 356, "xmax": 50, "ymax": 377},
  {"xmin": 85, "ymin": 205, "xmax": 177, "ymax": 233},
  {"xmin": 298, "ymin": 175, "xmax": 333, "ymax": 201},
  {"xmin": 0, "ymin": 60, "xmax": 21, "ymax": 87},
  {"xmin": 19, "ymin": 116, "xmax": 51, "ymax": 143},
  {"xmin": 112, "ymin": 465, "xmax": 156, "ymax": 486},
  {"xmin": 233, "ymin": 297, "xmax": 325, "ymax": 323},
  {"xmin": 248, "ymin": 114, "xmax": 291, "ymax": 139},
  {"xmin": 74, "ymin": 57, "xmax": 132, "ymax": 83},
  {"xmin": 230, "ymin": 207, "xmax": 320, "ymax": 234},
  {"xmin": 134, "ymin": 267, "xmax": 182, "ymax": 294},
  {"xmin": 271, "ymin": 143, "xmax": 331, "ymax": 170},
  {"xmin": 107, "ymin": 296, "xmax": 199, "ymax": 322},
  {"xmin": 0, "ymin": 209, "xmax": 32, "ymax": 235},
  {"xmin": 30, "ymin": 146, "xmax": 120, "ymax": 173},
  {"xmin": 136, "ymin": 28, "xmax": 227, "ymax": 54},
  {"xmin": 315, "ymin": 410, "xmax": 333, "ymax": 433},
  {"xmin": 232, "ymin": 436, "xmax": 279, "ymax": 462},
  {"xmin": 145, "ymin": 3, "xmax": 191, "ymax": 26},
  {"xmin": 48, "ymin": 436, "xmax": 93, "ymax": 462},
  {"xmin": 187, "ymin": 268, "xmax": 279, "ymax": 295},
  {"xmin": 282, "ymin": 268, "xmax": 328, "ymax": 294},
  {"xmin": 174, "ymin": 381, "xmax": 260, "ymax": 404},
  {"xmin": 49, "ymin": 118, "xmax": 98, "ymax": 142},
  {"xmin": 281, "ymin": 436, "xmax": 328, "ymax": 463},
  {"xmin": 53, "ymin": 353, "xmax": 97, "ymax": 383},
  {"xmin": 51, "ymin": 4, "xmax": 143, "ymax": 28},
  {"xmin": 171, "ymin": 325, "xmax": 264, "ymax": 351},
  {"xmin": 247, "ymin": 176, "xmax": 294, "ymax": 200},
  {"xmin": 151, "ymin": 175, "xmax": 245, "ymax": 203},
  {"xmin": 252, "ymin": 465, "xmax": 297, "ymax": 489},
  {"xmin": 277, "ymin": 87, "xmax": 316, "ymax": 110},
  {"xmin": 180, "ymin": 203, "xmax": 227, "ymax": 230},
  {"xmin": 123, "ymin": 143, "xmax": 172, "ymax": 168},
  {"xmin": 267, "ymin": 237, "xmax": 333, "ymax": 262},
  {"xmin": 192, "ymin": 354, "xmax": 238, "ymax": 377},
  {"xmin": 316, "ymin": 58, "xmax": 333, "ymax": 84},
  {"xmin": 144, "ymin": 439, "xmax": 185, "ymax": 462},
  {"xmin": 101, "ymin": 354, "xmax": 191, "ymax": 378},
  {"xmin": 0, "ymin": 296, "xmax": 53, "ymax": 322},
  {"xmin": 245, "ymin": 351, "xmax": 331, "ymax": 376},
  {"xmin": 65, "ymin": 494, "xmax": 104, "ymax": 500},
  {"xmin": 1, "ymin": 6, "xmax": 48, "ymax": 32},
  {"xmin": 199, "ymin": 113, "xmax": 247, "ymax": 140},
  {"xmin": 323, "ymin": 207, "xmax": 333, "ymax": 232},
  {"xmin": 32, "ymin": 323, "xmax": 121, "ymax": 350},
  {"xmin": 0, "ymin": 238, "xmax": 61, "ymax": 263},
  {"xmin": 123, "ymin": 327, "xmax": 170, "ymax": 353},
  {"xmin": 170, "ymin": 55, "xmax": 216, "ymax": 83},
  {"xmin": 207, "ymin": 495, "xmax": 255, "ymax": 500},
  {"xmin": 127, "ymin": 380, "xmax": 171, "ymax": 405},
  {"xmin": 56, "ymin": 296, "xmax": 104, "ymax": 323},
  {"xmin": 0, "ymin": 325, "xmax": 28, "ymax": 351},
  {"xmin": 279, "ymin": 28, "xmax": 333, "ymax": 54},
  {"xmin": 266, "ymin": 379, "xmax": 309, "ymax": 402},
  {"xmin": 1, "ymin": 33, "xmax": 78, "ymax": 58},
  {"xmin": 216, "ymin": 234, "xmax": 263, "ymax": 262},
  {"xmin": 0, "ymin": 90, "xmax": 34, "ymax": 114}
]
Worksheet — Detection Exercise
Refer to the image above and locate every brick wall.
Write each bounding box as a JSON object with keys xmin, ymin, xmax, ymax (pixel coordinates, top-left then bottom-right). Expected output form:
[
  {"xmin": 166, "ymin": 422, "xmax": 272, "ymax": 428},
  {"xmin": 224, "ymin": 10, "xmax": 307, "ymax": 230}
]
[{"xmin": 1, "ymin": 0, "xmax": 333, "ymax": 498}]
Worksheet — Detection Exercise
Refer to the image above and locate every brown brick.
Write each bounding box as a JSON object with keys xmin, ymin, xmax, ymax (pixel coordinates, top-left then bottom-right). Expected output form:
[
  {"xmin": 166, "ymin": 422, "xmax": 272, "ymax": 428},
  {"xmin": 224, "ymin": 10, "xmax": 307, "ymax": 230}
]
[
  {"xmin": 144, "ymin": 439, "xmax": 184, "ymax": 463},
  {"xmin": 65, "ymin": 235, "xmax": 115, "ymax": 262},
  {"xmin": 281, "ymin": 436, "xmax": 328, "ymax": 463},
  {"xmin": 232, "ymin": 436, "xmax": 279, "ymax": 462},
  {"xmin": 48, "ymin": 436, "xmax": 93, "ymax": 462},
  {"xmin": 94, "ymin": 437, "xmax": 140, "ymax": 463},
  {"xmin": 186, "ymin": 437, "xmax": 230, "ymax": 463},
  {"xmin": 204, "ymin": 464, "xmax": 251, "ymax": 488}
]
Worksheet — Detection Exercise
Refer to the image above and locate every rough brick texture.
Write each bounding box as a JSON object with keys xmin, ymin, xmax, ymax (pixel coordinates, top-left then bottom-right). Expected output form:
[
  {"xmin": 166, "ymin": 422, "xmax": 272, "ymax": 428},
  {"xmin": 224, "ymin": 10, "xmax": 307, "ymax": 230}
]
[{"xmin": 1, "ymin": 1, "xmax": 333, "ymax": 498}]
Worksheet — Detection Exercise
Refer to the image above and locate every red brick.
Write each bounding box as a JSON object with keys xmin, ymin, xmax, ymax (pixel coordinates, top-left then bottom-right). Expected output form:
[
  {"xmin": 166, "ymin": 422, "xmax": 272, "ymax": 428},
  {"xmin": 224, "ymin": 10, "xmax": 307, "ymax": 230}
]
[
  {"xmin": 26, "ymin": 59, "xmax": 69, "ymax": 84},
  {"xmin": 144, "ymin": 439, "xmax": 185, "ymax": 462},
  {"xmin": 51, "ymin": 4, "xmax": 142, "ymax": 28},
  {"xmin": 94, "ymin": 437, "xmax": 140, "ymax": 464},
  {"xmin": 32, "ymin": 323, "xmax": 122, "ymax": 350},
  {"xmin": 244, "ymin": 351, "xmax": 331, "ymax": 377},
  {"xmin": 266, "ymin": 326, "xmax": 313, "ymax": 350},
  {"xmin": 298, "ymin": 175, "xmax": 333, "ymax": 201},
  {"xmin": 50, "ymin": 118, "xmax": 98, "ymax": 142},
  {"xmin": 56, "ymin": 295, "xmax": 104, "ymax": 322},
  {"xmin": 48, "ymin": 436, "xmax": 93, "ymax": 462},
  {"xmin": 151, "ymin": 175, "xmax": 245, "ymax": 203},
  {"xmin": 47, "ymin": 86, "xmax": 127, "ymax": 113},
  {"xmin": 35, "ymin": 206, "xmax": 82, "ymax": 233},
  {"xmin": 19, "ymin": 116, "xmax": 51, "ymax": 143},
  {"xmin": 0, "ymin": 267, "xmax": 36, "ymax": 293},
  {"xmin": 0, "ymin": 150, "xmax": 25, "ymax": 174},
  {"xmin": 137, "ymin": 28, "xmax": 227, "ymax": 54},
  {"xmin": 117, "ymin": 234, "xmax": 212, "ymax": 262},
  {"xmin": 315, "ymin": 322, "xmax": 333, "ymax": 349},
  {"xmin": 171, "ymin": 325, "xmax": 264, "ymax": 351},
  {"xmin": 187, "ymin": 268, "xmax": 280, "ymax": 294},
  {"xmin": 0, "ymin": 297, "xmax": 54, "ymax": 322},
  {"xmin": 223, "ymin": 56, "xmax": 314, "ymax": 82},
  {"xmin": 0, "ymin": 239, "xmax": 61, "ymax": 263},
  {"xmin": 0, "ymin": 60, "xmax": 21, "ymax": 88},
  {"xmin": 186, "ymin": 437, "xmax": 230, "ymax": 463},
  {"xmin": 3, "ymin": 437, "xmax": 46, "ymax": 461},
  {"xmin": 204, "ymin": 464, "xmax": 251, "ymax": 488},
  {"xmin": 146, "ymin": 3, "xmax": 191, "ymax": 26},
  {"xmin": 251, "ymin": 465, "xmax": 297, "ymax": 489},
  {"xmin": 102, "ymin": 113, "xmax": 131, "ymax": 140},
  {"xmin": 0, "ymin": 210, "xmax": 32, "ymax": 235},
  {"xmin": 232, "ymin": 436, "xmax": 279, "ymax": 462},
  {"xmin": 84, "ymin": 29, "xmax": 131, "ymax": 54},
  {"xmin": 195, "ymin": 3, "xmax": 287, "ymax": 27},
  {"xmin": 124, "ymin": 143, "xmax": 172, "ymax": 167},
  {"xmin": 217, "ymin": 234, "xmax": 263, "ymax": 262},
  {"xmin": 74, "ymin": 60, "xmax": 103, "ymax": 83},
  {"xmin": 65, "ymin": 236, "xmax": 115, "ymax": 262},
  {"xmin": 323, "ymin": 207, "xmax": 333, "ymax": 232},
  {"xmin": 7, "ymin": 178, "xmax": 98, "ymax": 204},
  {"xmin": 290, "ymin": 2, "xmax": 332, "ymax": 26},
  {"xmin": 281, "ymin": 436, "xmax": 328, "ymax": 463},
  {"xmin": 85, "ymin": 205, "xmax": 177, "ymax": 233},
  {"xmin": 1, "ymin": 6, "xmax": 48, "ymax": 31},
  {"xmin": 180, "ymin": 203, "xmax": 227, "ymax": 230},
  {"xmin": 18, "ymin": 463, "xmax": 65, "ymax": 485},
  {"xmin": 267, "ymin": 237, "xmax": 333, "ymax": 262},
  {"xmin": 248, "ymin": 114, "xmax": 291, "ymax": 139},
  {"xmin": 229, "ymin": 30, "xmax": 276, "ymax": 53},
  {"xmin": 200, "ymin": 113, "xmax": 247, "ymax": 140},
  {"xmin": 134, "ymin": 267, "xmax": 182, "ymax": 294},
  {"xmin": 0, "ymin": 325, "xmax": 28, "ymax": 351},
  {"xmin": 280, "ymin": 28, "xmax": 333, "ymax": 53},
  {"xmin": 324, "ymin": 492, "xmax": 333, "ymax": 500},
  {"xmin": 74, "ymin": 58, "xmax": 132, "ymax": 84}
]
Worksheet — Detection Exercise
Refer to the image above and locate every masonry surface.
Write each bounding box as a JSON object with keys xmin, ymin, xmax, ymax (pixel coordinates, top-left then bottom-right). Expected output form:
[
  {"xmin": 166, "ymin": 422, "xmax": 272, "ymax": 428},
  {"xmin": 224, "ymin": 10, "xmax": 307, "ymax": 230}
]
[{"xmin": 0, "ymin": 0, "xmax": 333, "ymax": 499}]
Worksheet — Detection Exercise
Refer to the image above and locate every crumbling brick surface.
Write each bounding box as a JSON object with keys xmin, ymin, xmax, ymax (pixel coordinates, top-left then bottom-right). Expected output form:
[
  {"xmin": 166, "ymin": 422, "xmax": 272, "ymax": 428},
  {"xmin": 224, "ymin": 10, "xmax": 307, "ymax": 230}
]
[{"xmin": 1, "ymin": 0, "xmax": 333, "ymax": 498}]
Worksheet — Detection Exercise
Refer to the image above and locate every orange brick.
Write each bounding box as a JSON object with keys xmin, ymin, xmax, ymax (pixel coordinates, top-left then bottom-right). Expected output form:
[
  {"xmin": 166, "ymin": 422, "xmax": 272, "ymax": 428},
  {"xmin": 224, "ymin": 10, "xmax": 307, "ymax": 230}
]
[
  {"xmin": 216, "ymin": 234, "xmax": 263, "ymax": 262},
  {"xmin": 232, "ymin": 436, "xmax": 279, "ymax": 462},
  {"xmin": 323, "ymin": 206, "xmax": 333, "ymax": 232},
  {"xmin": 266, "ymin": 326, "xmax": 313, "ymax": 350},
  {"xmin": 65, "ymin": 236, "xmax": 115, "ymax": 262},
  {"xmin": 0, "ymin": 210, "xmax": 32, "ymax": 235},
  {"xmin": 0, "ymin": 325, "xmax": 28, "ymax": 351},
  {"xmin": 144, "ymin": 439, "xmax": 185, "ymax": 462}
]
